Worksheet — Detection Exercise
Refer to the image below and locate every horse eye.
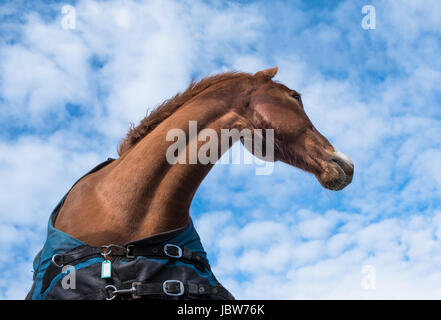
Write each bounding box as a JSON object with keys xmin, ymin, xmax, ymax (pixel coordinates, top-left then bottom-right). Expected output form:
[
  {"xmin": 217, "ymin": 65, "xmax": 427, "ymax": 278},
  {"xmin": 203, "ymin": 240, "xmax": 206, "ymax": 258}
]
[{"xmin": 291, "ymin": 94, "xmax": 302, "ymax": 102}]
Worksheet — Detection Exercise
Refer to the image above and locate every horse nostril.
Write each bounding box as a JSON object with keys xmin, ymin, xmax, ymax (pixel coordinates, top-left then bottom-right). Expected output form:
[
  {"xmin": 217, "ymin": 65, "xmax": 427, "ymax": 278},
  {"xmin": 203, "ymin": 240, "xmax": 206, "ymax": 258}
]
[
  {"xmin": 328, "ymin": 157, "xmax": 343, "ymax": 167},
  {"xmin": 327, "ymin": 156, "xmax": 354, "ymax": 175},
  {"xmin": 332, "ymin": 151, "xmax": 354, "ymax": 168}
]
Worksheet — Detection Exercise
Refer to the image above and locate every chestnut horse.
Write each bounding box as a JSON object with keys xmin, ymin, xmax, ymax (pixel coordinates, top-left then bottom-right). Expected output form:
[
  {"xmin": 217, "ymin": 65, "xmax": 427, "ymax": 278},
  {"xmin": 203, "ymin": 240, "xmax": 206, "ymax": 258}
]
[{"xmin": 55, "ymin": 66, "xmax": 353, "ymax": 246}]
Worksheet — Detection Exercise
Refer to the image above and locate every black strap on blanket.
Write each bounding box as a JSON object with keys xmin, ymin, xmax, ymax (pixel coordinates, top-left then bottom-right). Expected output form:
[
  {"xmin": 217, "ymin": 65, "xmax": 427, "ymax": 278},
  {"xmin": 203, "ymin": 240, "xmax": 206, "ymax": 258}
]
[
  {"xmin": 41, "ymin": 243, "xmax": 210, "ymax": 294},
  {"xmin": 105, "ymin": 280, "xmax": 233, "ymax": 300},
  {"xmin": 50, "ymin": 243, "xmax": 209, "ymax": 269},
  {"xmin": 125, "ymin": 244, "xmax": 210, "ymax": 270}
]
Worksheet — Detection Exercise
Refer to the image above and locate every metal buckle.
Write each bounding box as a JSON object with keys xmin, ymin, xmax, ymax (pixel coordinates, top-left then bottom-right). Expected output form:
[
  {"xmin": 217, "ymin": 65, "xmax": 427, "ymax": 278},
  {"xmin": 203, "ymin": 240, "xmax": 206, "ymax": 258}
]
[
  {"xmin": 105, "ymin": 282, "xmax": 141, "ymax": 300},
  {"xmin": 131, "ymin": 282, "xmax": 141, "ymax": 299},
  {"xmin": 101, "ymin": 244, "xmax": 127, "ymax": 258},
  {"xmin": 163, "ymin": 280, "xmax": 184, "ymax": 296},
  {"xmin": 100, "ymin": 246, "xmax": 113, "ymax": 259},
  {"xmin": 164, "ymin": 244, "xmax": 182, "ymax": 258},
  {"xmin": 126, "ymin": 245, "xmax": 135, "ymax": 259},
  {"xmin": 51, "ymin": 254, "xmax": 63, "ymax": 268},
  {"xmin": 105, "ymin": 285, "xmax": 118, "ymax": 300}
]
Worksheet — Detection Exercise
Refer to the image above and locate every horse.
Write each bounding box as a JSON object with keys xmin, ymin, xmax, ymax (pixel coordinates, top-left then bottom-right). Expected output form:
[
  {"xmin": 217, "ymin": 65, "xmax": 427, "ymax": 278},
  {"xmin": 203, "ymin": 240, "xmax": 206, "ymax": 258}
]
[{"xmin": 26, "ymin": 67, "xmax": 353, "ymax": 300}]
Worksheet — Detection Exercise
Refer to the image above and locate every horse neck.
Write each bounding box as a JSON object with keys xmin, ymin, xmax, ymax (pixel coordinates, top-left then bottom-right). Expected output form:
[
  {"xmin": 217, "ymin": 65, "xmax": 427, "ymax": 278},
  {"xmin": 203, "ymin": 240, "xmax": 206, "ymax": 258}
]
[{"xmin": 96, "ymin": 82, "xmax": 253, "ymax": 242}]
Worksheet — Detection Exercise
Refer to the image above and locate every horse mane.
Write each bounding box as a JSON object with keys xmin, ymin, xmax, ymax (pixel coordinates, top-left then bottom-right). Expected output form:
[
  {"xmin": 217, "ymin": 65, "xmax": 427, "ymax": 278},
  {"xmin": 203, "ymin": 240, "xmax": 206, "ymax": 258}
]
[{"xmin": 118, "ymin": 71, "xmax": 252, "ymax": 156}]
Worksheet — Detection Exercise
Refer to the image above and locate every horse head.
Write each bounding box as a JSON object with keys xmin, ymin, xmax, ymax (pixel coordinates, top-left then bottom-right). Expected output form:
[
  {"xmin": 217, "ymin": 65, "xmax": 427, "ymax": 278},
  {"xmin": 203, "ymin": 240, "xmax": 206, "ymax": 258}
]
[{"xmin": 247, "ymin": 67, "xmax": 354, "ymax": 190}]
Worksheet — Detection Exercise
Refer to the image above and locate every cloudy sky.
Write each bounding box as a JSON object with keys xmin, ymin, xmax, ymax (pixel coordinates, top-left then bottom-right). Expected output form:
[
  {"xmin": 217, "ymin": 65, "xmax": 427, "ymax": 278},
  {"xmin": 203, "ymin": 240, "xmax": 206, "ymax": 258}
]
[{"xmin": 1, "ymin": 0, "xmax": 441, "ymax": 299}]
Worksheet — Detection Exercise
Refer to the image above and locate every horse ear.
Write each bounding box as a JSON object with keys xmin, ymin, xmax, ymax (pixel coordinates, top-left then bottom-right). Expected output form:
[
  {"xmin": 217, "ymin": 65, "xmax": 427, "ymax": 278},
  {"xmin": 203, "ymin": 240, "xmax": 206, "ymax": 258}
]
[{"xmin": 254, "ymin": 67, "xmax": 278, "ymax": 79}]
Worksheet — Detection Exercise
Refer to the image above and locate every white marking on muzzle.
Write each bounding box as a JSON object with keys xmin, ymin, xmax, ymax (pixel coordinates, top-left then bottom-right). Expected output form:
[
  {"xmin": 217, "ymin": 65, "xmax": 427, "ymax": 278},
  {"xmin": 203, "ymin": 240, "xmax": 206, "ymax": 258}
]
[{"xmin": 333, "ymin": 151, "xmax": 354, "ymax": 167}]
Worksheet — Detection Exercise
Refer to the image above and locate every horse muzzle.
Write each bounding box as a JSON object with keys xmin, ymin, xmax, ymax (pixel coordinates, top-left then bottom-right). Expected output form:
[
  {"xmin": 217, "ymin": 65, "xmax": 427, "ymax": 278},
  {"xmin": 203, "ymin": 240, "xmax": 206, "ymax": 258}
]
[{"xmin": 319, "ymin": 151, "xmax": 354, "ymax": 191}]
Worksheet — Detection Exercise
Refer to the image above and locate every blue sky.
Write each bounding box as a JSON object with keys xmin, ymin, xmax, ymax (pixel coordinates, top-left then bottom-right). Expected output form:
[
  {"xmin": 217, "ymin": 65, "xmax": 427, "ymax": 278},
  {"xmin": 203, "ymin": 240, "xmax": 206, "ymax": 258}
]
[{"xmin": 1, "ymin": 0, "xmax": 441, "ymax": 299}]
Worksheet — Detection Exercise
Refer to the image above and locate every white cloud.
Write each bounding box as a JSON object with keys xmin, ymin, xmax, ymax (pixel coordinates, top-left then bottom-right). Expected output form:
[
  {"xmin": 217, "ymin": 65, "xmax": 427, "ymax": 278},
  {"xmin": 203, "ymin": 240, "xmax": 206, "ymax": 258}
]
[{"xmin": 199, "ymin": 210, "xmax": 441, "ymax": 299}]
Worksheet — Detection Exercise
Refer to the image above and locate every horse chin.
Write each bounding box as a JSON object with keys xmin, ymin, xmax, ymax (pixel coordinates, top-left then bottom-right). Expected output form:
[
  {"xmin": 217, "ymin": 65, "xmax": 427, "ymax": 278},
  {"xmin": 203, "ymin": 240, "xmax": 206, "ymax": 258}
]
[
  {"xmin": 317, "ymin": 160, "xmax": 353, "ymax": 191},
  {"xmin": 318, "ymin": 174, "xmax": 350, "ymax": 191}
]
